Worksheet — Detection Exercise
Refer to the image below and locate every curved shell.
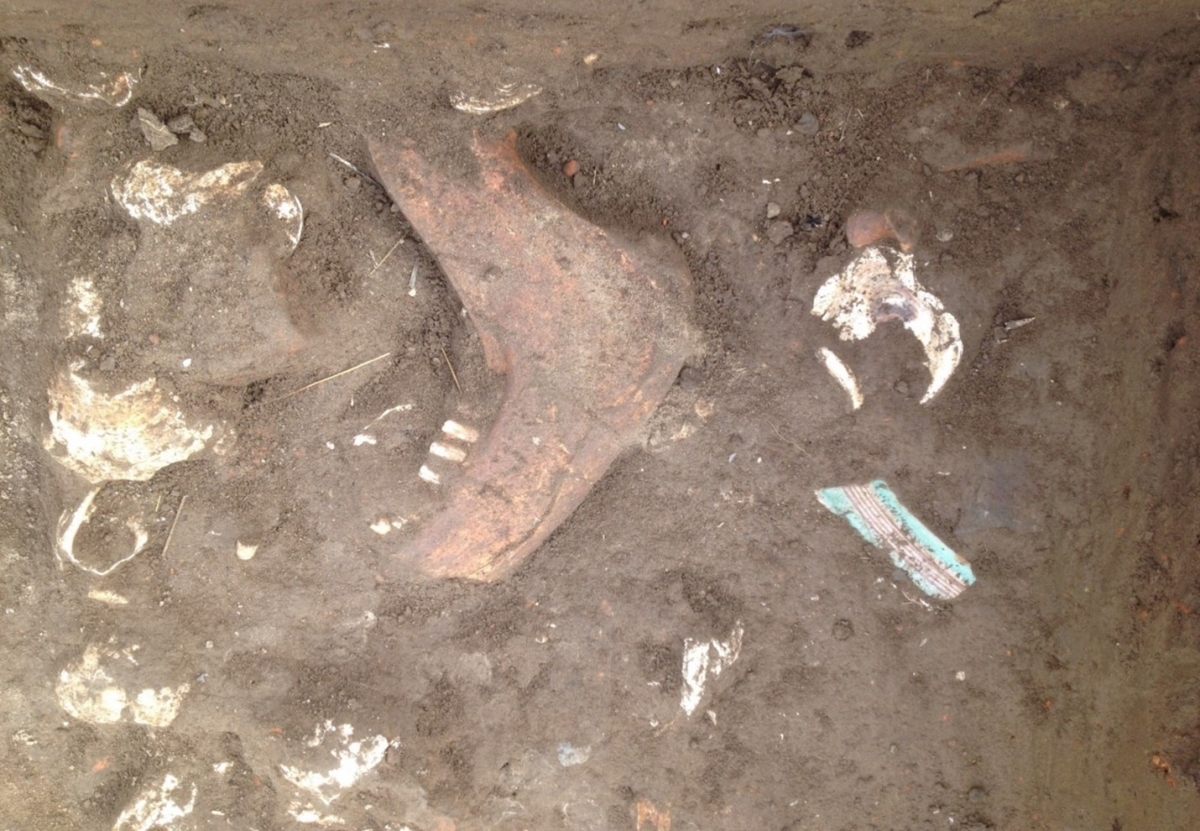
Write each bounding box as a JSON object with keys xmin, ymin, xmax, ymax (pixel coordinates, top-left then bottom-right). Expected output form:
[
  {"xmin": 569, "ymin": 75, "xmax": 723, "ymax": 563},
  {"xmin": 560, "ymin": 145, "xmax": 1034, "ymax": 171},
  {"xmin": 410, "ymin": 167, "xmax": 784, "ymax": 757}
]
[{"xmin": 43, "ymin": 364, "xmax": 225, "ymax": 483}]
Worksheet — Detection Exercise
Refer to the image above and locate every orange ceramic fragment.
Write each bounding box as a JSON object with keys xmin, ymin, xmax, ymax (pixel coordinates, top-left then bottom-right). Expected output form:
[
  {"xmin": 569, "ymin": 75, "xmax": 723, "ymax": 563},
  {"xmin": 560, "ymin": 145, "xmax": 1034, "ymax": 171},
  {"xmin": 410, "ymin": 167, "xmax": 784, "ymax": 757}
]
[
  {"xmin": 635, "ymin": 799, "xmax": 672, "ymax": 831},
  {"xmin": 939, "ymin": 141, "xmax": 1054, "ymax": 172},
  {"xmin": 845, "ymin": 208, "xmax": 919, "ymax": 252},
  {"xmin": 370, "ymin": 131, "xmax": 696, "ymax": 580}
]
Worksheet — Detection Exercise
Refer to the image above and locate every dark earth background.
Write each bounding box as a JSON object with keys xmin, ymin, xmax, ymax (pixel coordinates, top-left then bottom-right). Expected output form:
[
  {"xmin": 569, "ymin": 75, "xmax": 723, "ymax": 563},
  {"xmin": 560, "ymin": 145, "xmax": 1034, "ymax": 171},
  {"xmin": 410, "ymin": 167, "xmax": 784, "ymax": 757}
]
[{"xmin": 2, "ymin": 1, "xmax": 1200, "ymax": 829}]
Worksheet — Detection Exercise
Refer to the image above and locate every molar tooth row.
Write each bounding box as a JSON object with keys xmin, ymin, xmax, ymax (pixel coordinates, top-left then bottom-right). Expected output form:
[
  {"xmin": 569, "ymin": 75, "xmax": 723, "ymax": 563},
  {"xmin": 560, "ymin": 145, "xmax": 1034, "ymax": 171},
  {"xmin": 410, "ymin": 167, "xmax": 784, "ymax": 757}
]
[{"xmin": 418, "ymin": 421, "xmax": 479, "ymax": 486}]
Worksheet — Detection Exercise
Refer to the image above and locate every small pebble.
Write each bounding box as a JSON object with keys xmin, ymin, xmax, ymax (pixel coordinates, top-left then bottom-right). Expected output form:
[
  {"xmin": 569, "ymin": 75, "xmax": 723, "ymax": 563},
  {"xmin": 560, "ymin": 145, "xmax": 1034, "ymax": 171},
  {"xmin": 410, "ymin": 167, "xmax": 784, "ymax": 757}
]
[
  {"xmin": 137, "ymin": 108, "xmax": 178, "ymax": 151},
  {"xmin": 936, "ymin": 228, "xmax": 954, "ymax": 242},
  {"xmin": 188, "ymin": 128, "xmax": 207, "ymax": 143},
  {"xmin": 766, "ymin": 220, "xmax": 794, "ymax": 245},
  {"xmin": 796, "ymin": 112, "xmax": 820, "ymax": 135},
  {"xmin": 766, "ymin": 202, "xmax": 782, "ymax": 219},
  {"xmin": 563, "ymin": 159, "xmax": 580, "ymax": 177},
  {"xmin": 166, "ymin": 113, "xmax": 195, "ymax": 134},
  {"xmin": 557, "ymin": 742, "xmax": 591, "ymax": 767}
]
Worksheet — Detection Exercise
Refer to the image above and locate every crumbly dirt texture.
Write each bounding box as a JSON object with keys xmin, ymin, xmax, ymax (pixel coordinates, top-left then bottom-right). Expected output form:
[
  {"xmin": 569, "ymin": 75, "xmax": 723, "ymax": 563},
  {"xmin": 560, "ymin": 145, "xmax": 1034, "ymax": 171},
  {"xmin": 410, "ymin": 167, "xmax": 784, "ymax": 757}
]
[{"xmin": 2, "ymin": 2, "xmax": 1199, "ymax": 829}]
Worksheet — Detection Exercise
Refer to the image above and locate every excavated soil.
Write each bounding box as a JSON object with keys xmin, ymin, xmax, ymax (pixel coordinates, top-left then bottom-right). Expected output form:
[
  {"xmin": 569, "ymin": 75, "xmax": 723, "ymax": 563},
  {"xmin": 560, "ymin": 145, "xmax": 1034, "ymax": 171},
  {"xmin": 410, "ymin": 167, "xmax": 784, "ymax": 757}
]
[{"xmin": 2, "ymin": 2, "xmax": 1200, "ymax": 829}]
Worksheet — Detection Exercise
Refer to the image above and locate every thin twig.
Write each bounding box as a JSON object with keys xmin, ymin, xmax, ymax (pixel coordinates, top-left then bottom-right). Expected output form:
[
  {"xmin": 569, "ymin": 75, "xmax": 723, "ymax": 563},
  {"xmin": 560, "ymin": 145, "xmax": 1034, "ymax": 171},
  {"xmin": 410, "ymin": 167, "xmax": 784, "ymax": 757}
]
[
  {"xmin": 329, "ymin": 152, "xmax": 383, "ymax": 188},
  {"xmin": 770, "ymin": 422, "xmax": 810, "ymax": 457},
  {"xmin": 162, "ymin": 495, "xmax": 187, "ymax": 558},
  {"xmin": 439, "ymin": 344, "xmax": 462, "ymax": 393},
  {"xmin": 261, "ymin": 351, "xmax": 392, "ymax": 404},
  {"xmin": 368, "ymin": 236, "xmax": 405, "ymax": 276}
]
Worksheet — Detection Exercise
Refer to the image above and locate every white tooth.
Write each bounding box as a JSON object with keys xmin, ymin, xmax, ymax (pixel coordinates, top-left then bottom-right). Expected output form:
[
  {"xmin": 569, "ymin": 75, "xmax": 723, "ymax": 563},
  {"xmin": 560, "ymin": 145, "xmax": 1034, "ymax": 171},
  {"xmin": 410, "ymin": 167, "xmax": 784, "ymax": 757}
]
[
  {"xmin": 441, "ymin": 420, "xmax": 479, "ymax": 443},
  {"xmin": 418, "ymin": 465, "xmax": 441, "ymax": 485},
  {"xmin": 429, "ymin": 441, "xmax": 467, "ymax": 463}
]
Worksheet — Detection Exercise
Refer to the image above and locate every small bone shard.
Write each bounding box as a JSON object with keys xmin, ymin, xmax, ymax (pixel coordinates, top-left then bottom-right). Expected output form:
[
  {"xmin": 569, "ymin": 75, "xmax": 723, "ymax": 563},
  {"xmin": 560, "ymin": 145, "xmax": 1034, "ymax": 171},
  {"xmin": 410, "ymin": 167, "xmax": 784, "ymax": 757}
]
[{"xmin": 370, "ymin": 131, "xmax": 696, "ymax": 580}]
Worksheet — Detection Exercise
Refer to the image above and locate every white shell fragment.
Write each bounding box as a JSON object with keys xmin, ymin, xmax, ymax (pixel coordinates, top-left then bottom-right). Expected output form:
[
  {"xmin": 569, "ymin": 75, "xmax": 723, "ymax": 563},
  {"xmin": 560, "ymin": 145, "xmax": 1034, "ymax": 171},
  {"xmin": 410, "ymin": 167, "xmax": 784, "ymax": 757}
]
[
  {"xmin": 11, "ymin": 64, "xmax": 139, "ymax": 107},
  {"xmin": 64, "ymin": 277, "xmax": 103, "ymax": 339},
  {"xmin": 236, "ymin": 541, "xmax": 258, "ymax": 561},
  {"xmin": 816, "ymin": 347, "xmax": 864, "ymax": 410},
  {"xmin": 56, "ymin": 485, "xmax": 149, "ymax": 576},
  {"xmin": 113, "ymin": 774, "xmax": 197, "ymax": 831},
  {"xmin": 450, "ymin": 82, "xmax": 543, "ymax": 114},
  {"xmin": 281, "ymin": 721, "xmax": 392, "ymax": 809},
  {"xmin": 812, "ymin": 246, "xmax": 962, "ymax": 404},
  {"xmin": 87, "ymin": 588, "xmax": 130, "ymax": 605},
  {"xmin": 369, "ymin": 516, "xmax": 406, "ymax": 536},
  {"xmin": 56, "ymin": 644, "xmax": 190, "ymax": 727},
  {"xmin": 112, "ymin": 160, "xmax": 261, "ymax": 225},
  {"xmin": 262, "ymin": 183, "xmax": 305, "ymax": 249},
  {"xmin": 289, "ymin": 806, "xmax": 348, "ymax": 826},
  {"xmin": 680, "ymin": 621, "xmax": 745, "ymax": 717},
  {"xmin": 360, "ymin": 403, "xmax": 414, "ymax": 433},
  {"xmin": 111, "ymin": 161, "xmax": 304, "ymax": 250},
  {"xmin": 44, "ymin": 363, "xmax": 222, "ymax": 483}
]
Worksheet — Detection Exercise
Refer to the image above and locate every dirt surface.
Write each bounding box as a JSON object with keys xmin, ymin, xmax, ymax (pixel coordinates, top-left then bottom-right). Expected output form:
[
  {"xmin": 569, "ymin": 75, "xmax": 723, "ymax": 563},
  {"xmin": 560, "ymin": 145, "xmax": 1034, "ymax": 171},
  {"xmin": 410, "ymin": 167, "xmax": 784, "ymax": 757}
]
[{"xmin": 2, "ymin": 1, "xmax": 1200, "ymax": 829}]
